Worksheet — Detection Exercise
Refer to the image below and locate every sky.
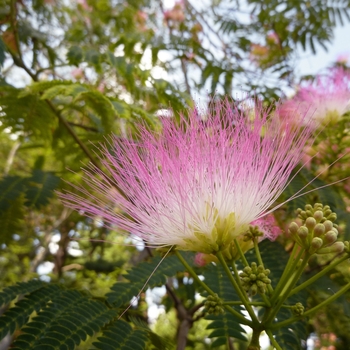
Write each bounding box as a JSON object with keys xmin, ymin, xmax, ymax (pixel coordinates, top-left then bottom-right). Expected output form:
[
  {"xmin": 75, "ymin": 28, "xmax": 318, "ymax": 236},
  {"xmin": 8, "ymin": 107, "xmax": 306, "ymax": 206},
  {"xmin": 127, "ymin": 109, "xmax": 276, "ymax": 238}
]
[{"xmin": 296, "ymin": 22, "xmax": 350, "ymax": 76}]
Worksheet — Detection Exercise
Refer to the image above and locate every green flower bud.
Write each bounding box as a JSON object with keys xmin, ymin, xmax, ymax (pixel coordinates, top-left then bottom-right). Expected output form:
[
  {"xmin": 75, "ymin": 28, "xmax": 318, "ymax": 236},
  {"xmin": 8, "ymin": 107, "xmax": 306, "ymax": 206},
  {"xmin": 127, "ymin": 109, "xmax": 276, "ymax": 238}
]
[
  {"xmin": 323, "ymin": 220, "xmax": 334, "ymax": 232},
  {"xmin": 251, "ymin": 284, "xmax": 258, "ymax": 296},
  {"xmin": 309, "ymin": 237, "xmax": 323, "ymax": 254},
  {"xmin": 292, "ymin": 302, "xmax": 304, "ymax": 316},
  {"xmin": 306, "ymin": 210, "xmax": 313, "ymax": 218},
  {"xmin": 239, "ymin": 263, "xmax": 271, "ymax": 296},
  {"xmin": 317, "ymin": 241, "xmax": 344, "ymax": 255},
  {"xmin": 305, "ymin": 217, "xmax": 316, "ymax": 231},
  {"xmin": 205, "ymin": 294, "xmax": 224, "ymax": 315},
  {"xmin": 328, "ymin": 213, "xmax": 337, "ymax": 222},
  {"xmin": 243, "ymin": 266, "xmax": 252, "ymax": 274},
  {"xmin": 323, "ymin": 231, "xmax": 338, "ymax": 245},
  {"xmin": 314, "ymin": 223, "xmax": 325, "ymax": 237},
  {"xmin": 288, "ymin": 221, "xmax": 299, "ymax": 235},
  {"xmin": 313, "ymin": 210, "xmax": 324, "ymax": 222},
  {"xmin": 297, "ymin": 226, "xmax": 309, "ymax": 240},
  {"xmin": 324, "ymin": 208, "xmax": 332, "ymax": 217}
]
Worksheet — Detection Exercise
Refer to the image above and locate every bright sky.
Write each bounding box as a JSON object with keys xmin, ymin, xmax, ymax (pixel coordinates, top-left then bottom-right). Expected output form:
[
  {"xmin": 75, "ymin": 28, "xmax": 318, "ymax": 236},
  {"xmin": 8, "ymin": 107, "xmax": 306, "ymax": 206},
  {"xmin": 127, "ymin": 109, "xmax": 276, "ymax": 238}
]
[{"xmin": 296, "ymin": 22, "xmax": 350, "ymax": 76}]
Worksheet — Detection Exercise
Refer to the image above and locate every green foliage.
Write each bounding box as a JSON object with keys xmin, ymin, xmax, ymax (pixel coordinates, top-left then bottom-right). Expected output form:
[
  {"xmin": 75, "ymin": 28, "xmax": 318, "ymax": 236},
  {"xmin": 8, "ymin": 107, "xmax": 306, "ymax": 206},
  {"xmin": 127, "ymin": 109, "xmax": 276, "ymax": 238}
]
[
  {"xmin": 0, "ymin": 280, "xmax": 157, "ymax": 350},
  {"xmin": 93, "ymin": 320, "xmax": 148, "ymax": 350},
  {"xmin": 0, "ymin": 86, "xmax": 57, "ymax": 141},
  {"xmin": 246, "ymin": 240, "xmax": 309, "ymax": 349},
  {"xmin": 107, "ymin": 252, "xmax": 193, "ymax": 308},
  {"xmin": 0, "ymin": 170, "xmax": 59, "ymax": 242},
  {"xmin": 202, "ymin": 264, "xmax": 247, "ymax": 346}
]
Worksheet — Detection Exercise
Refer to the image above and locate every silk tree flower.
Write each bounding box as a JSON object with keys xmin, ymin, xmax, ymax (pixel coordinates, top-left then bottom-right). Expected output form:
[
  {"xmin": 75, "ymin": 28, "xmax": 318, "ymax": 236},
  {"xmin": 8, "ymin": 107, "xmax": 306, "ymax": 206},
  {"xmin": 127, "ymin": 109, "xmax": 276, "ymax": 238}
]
[
  {"xmin": 280, "ymin": 67, "xmax": 350, "ymax": 126},
  {"xmin": 59, "ymin": 100, "xmax": 314, "ymax": 255}
]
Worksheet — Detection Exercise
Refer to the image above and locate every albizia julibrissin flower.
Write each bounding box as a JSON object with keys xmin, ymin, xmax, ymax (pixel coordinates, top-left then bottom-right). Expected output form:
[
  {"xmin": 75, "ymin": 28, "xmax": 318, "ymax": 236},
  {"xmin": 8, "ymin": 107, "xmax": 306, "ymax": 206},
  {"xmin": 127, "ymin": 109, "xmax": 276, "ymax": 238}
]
[
  {"xmin": 59, "ymin": 100, "xmax": 314, "ymax": 254},
  {"xmin": 280, "ymin": 67, "xmax": 350, "ymax": 126}
]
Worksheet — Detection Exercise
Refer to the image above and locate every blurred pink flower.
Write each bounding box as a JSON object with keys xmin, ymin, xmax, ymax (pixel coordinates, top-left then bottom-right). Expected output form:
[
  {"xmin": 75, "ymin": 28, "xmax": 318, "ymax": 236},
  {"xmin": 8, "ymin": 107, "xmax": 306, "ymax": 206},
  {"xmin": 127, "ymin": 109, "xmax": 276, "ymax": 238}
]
[
  {"xmin": 71, "ymin": 68, "xmax": 84, "ymax": 79},
  {"xmin": 77, "ymin": 0, "xmax": 92, "ymax": 11},
  {"xmin": 164, "ymin": 1, "xmax": 185, "ymax": 23},
  {"xmin": 194, "ymin": 252, "xmax": 217, "ymax": 267},
  {"xmin": 251, "ymin": 214, "xmax": 281, "ymax": 241},
  {"xmin": 266, "ymin": 32, "xmax": 279, "ymax": 45},
  {"xmin": 250, "ymin": 44, "xmax": 270, "ymax": 65},
  {"xmin": 59, "ymin": 99, "xmax": 314, "ymax": 254},
  {"xmin": 280, "ymin": 67, "xmax": 350, "ymax": 126},
  {"xmin": 337, "ymin": 54, "xmax": 349, "ymax": 65}
]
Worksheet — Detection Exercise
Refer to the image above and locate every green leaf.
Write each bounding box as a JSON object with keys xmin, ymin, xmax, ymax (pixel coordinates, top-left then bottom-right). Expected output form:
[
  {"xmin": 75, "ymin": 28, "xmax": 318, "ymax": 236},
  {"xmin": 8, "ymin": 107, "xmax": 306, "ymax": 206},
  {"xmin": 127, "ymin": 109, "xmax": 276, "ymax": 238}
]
[
  {"xmin": 201, "ymin": 264, "xmax": 247, "ymax": 344},
  {"xmin": 67, "ymin": 46, "xmax": 83, "ymax": 66},
  {"xmin": 85, "ymin": 49, "xmax": 100, "ymax": 66},
  {"xmin": 0, "ymin": 284, "xmax": 61, "ymax": 340},
  {"xmin": 0, "ymin": 176, "xmax": 27, "ymax": 212},
  {"xmin": 107, "ymin": 252, "xmax": 193, "ymax": 307},
  {"xmin": 0, "ymin": 86, "xmax": 57, "ymax": 141},
  {"xmin": 25, "ymin": 170, "xmax": 60, "ymax": 208},
  {"xmin": 93, "ymin": 319, "xmax": 148, "ymax": 350},
  {"xmin": 0, "ymin": 280, "xmax": 45, "ymax": 307}
]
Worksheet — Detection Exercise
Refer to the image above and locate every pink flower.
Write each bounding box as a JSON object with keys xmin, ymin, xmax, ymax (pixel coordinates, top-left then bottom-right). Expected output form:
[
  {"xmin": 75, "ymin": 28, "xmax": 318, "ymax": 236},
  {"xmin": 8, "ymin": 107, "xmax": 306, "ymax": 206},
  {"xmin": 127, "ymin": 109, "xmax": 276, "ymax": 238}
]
[
  {"xmin": 337, "ymin": 54, "xmax": 349, "ymax": 65},
  {"xmin": 194, "ymin": 253, "xmax": 217, "ymax": 267},
  {"xmin": 59, "ymin": 99, "xmax": 314, "ymax": 254},
  {"xmin": 280, "ymin": 68, "xmax": 350, "ymax": 126},
  {"xmin": 251, "ymin": 214, "xmax": 281, "ymax": 241},
  {"xmin": 266, "ymin": 32, "xmax": 279, "ymax": 45}
]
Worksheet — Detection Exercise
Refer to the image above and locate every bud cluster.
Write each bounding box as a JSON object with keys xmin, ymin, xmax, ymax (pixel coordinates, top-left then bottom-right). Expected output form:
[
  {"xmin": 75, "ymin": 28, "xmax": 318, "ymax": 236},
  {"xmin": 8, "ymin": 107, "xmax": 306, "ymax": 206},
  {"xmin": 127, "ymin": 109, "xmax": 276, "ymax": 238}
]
[
  {"xmin": 243, "ymin": 226, "xmax": 264, "ymax": 242},
  {"xmin": 204, "ymin": 293, "xmax": 224, "ymax": 315},
  {"xmin": 292, "ymin": 302, "xmax": 305, "ymax": 316},
  {"xmin": 289, "ymin": 204, "xmax": 344, "ymax": 254},
  {"xmin": 239, "ymin": 262, "xmax": 271, "ymax": 296}
]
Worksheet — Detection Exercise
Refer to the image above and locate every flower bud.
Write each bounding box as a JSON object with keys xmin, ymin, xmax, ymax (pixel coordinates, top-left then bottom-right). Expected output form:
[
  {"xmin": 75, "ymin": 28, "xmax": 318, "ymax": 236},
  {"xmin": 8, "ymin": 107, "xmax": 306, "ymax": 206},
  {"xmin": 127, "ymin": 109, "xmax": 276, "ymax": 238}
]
[
  {"xmin": 324, "ymin": 208, "xmax": 332, "ymax": 217},
  {"xmin": 292, "ymin": 302, "xmax": 304, "ymax": 316},
  {"xmin": 309, "ymin": 237, "xmax": 323, "ymax": 254},
  {"xmin": 328, "ymin": 213, "xmax": 337, "ymax": 222},
  {"xmin": 250, "ymin": 274, "xmax": 257, "ymax": 281},
  {"xmin": 317, "ymin": 241, "xmax": 345, "ymax": 255},
  {"xmin": 323, "ymin": 220, "xmax": 334, "ymax": 232},
  {"xmin": 323, "ymin": 231, "xmax": 338, "ymax": 246},
  {"xmin": 305, "ymin": 217, "xmax": 316, "ymax": 231},
  {"xmin": 306, "ymin": 210, "xmax": 313, "ymax": 218},
  {"xmin": 314, "ymin": 223, "xmax": 325, "ymax": 237},
  {"xmin": 251, "ymin": 284, "xmax": 258, "ymax": 296},
  {"xmin": 297, "ymin": 226, "xmax": 309, "ymax": 240},
  {"xmin": 313, "ymin": 210, "xmax": 324, "ymax": 222},
  {"xmin": 288, "ymin": 222, "xmax": 299, "ymax": 235}
]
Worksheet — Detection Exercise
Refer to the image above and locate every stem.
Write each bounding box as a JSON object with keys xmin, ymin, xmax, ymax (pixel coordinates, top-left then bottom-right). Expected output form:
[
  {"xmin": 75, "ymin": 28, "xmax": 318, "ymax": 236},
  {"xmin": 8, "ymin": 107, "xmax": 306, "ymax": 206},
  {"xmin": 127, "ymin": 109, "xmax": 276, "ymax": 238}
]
[
  {"xmin": 253, "ymin": 238, "xmax": 273, "ymax": 295},
  {"xmin": 234, "ymin": 238, "xmax": 249, "ymax": 266},
  {"xmin": 247, "ymin": 328, "xmax": 262, "ymax": 350},
  {"xmin": 271, "ymin": 281, "xmax": 350, "ymax": 330},
  {"xmin": 269, "ymin": 245, "xmax": 304, "ymax": 305},
  {"xmin": 45, "ymin": 100, "xmax": 100, "ymax": 168},
  {"xmin": 217, "ymin": 252, "xmax": 259, "ymax": 323},
  {"xmin": 224, "ymin": 301, "xmax": 267, "ymax": 306},
  {"xmin": 264, "ymin": 252, "xmax": 311, "ymax": 325},
  {"xmin": 174, "ymin": 251, "xmax": 252, "ymax": 326},
  {"xmin": 289, "ymin": 254, "xmax": 349, "ymax": 297},
  {"xmin": 266, "ymin": 329, "xmax": 282, "ymax": 350}
]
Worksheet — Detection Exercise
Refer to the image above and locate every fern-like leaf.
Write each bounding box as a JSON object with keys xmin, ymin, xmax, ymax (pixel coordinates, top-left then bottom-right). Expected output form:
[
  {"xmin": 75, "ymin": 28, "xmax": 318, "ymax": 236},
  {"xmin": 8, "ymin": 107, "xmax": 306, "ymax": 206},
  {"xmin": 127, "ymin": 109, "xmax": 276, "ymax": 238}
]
[
  {"xmin": 93, "ymin": 319, "xmax": 148, "ymax": 350},
  {"xmin": 107, "ymin": 253, "xmax": 193, "ymax": 308},
  {"xmin": 201, "ymin": 264, "xmax": 247, "ymax": 345},
  {"xmin": 25, "ymin": 170, "xmax": 60, "ymax": 208}
]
